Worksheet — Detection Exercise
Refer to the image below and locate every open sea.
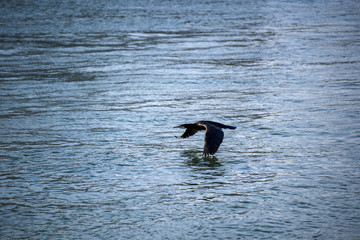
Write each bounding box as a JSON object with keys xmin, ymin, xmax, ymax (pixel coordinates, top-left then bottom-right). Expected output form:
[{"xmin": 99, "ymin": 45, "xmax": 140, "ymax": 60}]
[{"xmin": 1, "ymin": 0, "xmax": 360, "ymax": 239}]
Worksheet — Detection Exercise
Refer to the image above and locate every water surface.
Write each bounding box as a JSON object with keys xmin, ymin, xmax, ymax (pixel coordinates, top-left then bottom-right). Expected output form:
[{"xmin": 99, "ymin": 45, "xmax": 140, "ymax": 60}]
[{"xmin": 1, "ymin": 0, "xmax": 360, "ymax": 239}]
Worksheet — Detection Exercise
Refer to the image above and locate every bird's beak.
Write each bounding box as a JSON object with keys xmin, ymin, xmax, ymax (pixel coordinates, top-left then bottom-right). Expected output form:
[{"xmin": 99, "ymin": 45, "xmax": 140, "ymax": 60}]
[{"xmin": 173, "ymin": 125, "xmax": 184, "ymax": 128}]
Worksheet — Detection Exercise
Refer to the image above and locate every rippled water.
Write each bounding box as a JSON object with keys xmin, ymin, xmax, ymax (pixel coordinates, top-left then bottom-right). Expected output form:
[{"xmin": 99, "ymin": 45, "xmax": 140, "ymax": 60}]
[{"xmin": 1, "ymin": 0, "xmax": 360, "ymax": 239}]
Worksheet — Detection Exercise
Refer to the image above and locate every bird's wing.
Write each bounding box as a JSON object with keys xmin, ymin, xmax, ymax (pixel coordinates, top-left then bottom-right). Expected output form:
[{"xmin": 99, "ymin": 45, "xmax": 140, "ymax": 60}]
[
  {"xmin": 181, "ymin": 127, "xmax": 199, "ymax": 138},
  {"xmin": 203, "ymin": 124, "xmax": 224, "ymax": 156}
]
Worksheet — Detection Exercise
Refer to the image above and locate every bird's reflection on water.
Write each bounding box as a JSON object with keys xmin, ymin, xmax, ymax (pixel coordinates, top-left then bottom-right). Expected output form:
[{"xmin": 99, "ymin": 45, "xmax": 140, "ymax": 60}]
[{"xmin": 181, "ymin": 149, "xmax": 222, "ymax": 167}]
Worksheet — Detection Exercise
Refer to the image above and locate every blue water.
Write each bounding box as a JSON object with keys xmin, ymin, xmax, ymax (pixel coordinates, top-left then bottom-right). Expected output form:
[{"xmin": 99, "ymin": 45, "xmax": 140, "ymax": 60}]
[{"xmin": 1, "ymin": 0, "xmax": 360, "ymax": 239}]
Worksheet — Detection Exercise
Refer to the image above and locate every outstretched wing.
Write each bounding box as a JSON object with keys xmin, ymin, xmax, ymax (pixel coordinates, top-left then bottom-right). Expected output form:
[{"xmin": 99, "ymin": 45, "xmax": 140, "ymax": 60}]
[
  {"xmin": 203, "ymin": 124, "xmax": 224, "ymax": 156},
  {"xmin": 181, "ymin": 127, "xmax": 199, "ymax": 138}
]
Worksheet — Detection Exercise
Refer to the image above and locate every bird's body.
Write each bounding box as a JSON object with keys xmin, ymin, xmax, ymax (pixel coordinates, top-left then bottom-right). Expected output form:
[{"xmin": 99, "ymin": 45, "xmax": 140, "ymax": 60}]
[{"xmin": 174, "ymin": 121, "xmax": 236, "ymax": 156}]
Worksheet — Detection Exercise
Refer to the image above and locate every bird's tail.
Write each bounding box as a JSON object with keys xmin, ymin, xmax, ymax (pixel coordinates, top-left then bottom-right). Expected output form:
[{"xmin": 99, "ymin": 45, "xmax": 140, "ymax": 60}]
[
  {"xmin": 223, "ymin": 125, "xmax": 236, "ymax": 129},
  {"xmin": 208, "ymin": 121, "xmax": 236, "ymax": 129}
]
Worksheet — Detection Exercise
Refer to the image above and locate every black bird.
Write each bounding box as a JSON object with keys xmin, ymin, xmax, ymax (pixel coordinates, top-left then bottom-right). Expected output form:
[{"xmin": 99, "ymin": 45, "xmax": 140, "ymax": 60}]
[{"xmin": 174, "ymin": 121, "xmax": 236, "ymax": 156}]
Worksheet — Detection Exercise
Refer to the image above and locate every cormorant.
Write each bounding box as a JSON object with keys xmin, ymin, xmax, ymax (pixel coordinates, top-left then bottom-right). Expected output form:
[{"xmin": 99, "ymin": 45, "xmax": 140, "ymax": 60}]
[{"xmin": 174, "ymin": 121, "xmax": 236, "ymax": 156}]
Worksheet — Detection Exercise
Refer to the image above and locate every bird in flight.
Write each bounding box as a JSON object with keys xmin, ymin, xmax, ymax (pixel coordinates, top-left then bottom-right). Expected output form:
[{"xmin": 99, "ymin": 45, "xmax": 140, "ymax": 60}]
[{"xmin": 174, "ymin": 121, "xmax": 236, "ymax": 156}]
